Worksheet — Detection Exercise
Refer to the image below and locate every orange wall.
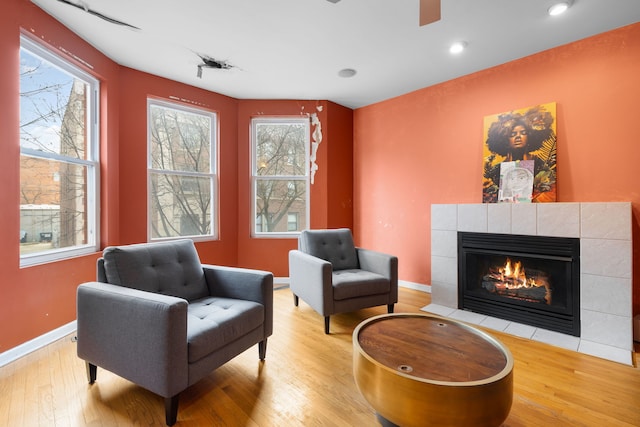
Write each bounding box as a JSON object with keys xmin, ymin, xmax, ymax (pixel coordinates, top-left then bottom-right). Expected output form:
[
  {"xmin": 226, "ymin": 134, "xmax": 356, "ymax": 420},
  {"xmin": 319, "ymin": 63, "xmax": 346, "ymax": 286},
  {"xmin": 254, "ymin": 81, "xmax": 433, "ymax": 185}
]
[
  {"xmin": 353, "ymin": 23, "xmax": 640, "ymax": 315},
  {"xmin": 326, "ymin": 103, "xmax": 355, "ymax": 229},
  {"xmin": 0, "ymin": 0, "xmax": 117, "ymax": 352}
]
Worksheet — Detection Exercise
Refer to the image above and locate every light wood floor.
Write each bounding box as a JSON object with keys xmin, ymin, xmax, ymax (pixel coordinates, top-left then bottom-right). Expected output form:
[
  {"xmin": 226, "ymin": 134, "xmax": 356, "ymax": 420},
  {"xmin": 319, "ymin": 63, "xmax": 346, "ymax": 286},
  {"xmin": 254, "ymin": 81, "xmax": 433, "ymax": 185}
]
[{"xmin": 1, "ymin": 286, "xmax": 639, "ymax": 426}]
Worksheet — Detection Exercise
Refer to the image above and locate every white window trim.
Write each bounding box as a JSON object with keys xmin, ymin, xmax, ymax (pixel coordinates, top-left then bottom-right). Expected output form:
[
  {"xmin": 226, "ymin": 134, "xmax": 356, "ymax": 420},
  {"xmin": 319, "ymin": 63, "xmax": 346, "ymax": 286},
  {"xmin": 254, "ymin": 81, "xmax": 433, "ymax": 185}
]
[
  {"xmin": 147, "ymin": 98, "xmax": 218, "ymax": 241},
  {"xmin": 251, "ymin": 117, "xmax": 310, "ymax": 238},
  {"xmin": 19, "ymin": 34, "xmax": 100, "ymax": 267}
]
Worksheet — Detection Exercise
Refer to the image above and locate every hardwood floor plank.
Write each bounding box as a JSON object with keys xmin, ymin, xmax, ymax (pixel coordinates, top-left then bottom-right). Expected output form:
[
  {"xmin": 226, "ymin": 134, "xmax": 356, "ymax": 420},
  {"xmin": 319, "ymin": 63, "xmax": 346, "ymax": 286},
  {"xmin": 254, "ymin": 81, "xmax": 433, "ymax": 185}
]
[
  {"xmin": 36, "ymin": 346, "xmax": 56, "ymax": 425},
  {"xmin": 0, "ymin": 286, "xmax": 638, "ymax": 426},
  {"xmin": 7, "ymin": 352, "xmax": 30, "ymax": 426},
  {"xmin": 0, "ymin": 356, "xmax": 15, "ymax": 426}
]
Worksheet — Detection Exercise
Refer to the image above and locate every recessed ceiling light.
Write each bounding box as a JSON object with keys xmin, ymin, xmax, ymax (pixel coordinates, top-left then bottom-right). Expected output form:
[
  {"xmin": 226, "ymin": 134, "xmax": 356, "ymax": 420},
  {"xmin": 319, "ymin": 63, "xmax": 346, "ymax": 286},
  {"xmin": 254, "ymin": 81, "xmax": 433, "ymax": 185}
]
[
  {"xmin": 338, "ymin": 68, "xmax": 357, "ymax": 78},
  {"xmin": 548, "ymin": 1, "xmax": 572, "ymax": 16},
  {"xmin": 449, "ymin": 41, "xmax": 467, "ymax": 54}
]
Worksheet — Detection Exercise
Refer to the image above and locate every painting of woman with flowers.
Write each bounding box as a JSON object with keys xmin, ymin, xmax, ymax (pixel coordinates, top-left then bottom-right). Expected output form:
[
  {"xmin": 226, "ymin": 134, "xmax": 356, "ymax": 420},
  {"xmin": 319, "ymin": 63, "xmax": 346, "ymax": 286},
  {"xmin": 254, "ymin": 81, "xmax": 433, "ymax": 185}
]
[{"xmin": 482, "ymin": 102, "xmax": 557, "ymax": 203}]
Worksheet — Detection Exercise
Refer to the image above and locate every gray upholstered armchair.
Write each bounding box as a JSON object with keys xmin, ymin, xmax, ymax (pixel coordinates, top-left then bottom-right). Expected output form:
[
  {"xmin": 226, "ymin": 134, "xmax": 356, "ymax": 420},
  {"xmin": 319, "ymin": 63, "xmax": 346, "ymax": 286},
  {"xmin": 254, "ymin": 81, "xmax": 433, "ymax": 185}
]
[
  {"xmin": 289, "ymin": 228, "xmax": 398, "ymax": 334},
  {"xmin": 76, "ymin": 239, "xmax": 273, "ymax": 426}
]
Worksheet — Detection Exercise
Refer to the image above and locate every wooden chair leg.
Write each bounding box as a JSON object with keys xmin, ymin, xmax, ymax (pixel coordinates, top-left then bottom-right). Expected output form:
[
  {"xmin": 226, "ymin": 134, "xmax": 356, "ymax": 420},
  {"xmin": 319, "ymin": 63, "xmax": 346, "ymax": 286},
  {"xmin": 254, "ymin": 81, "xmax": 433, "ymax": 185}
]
[
  {"xmin": 165, "ymin": 394, "xmax": 179, "ymax": 426},
  {"xmin": 388, "ymin": 304, "xmax": 395, "ymax": 313},
  {"xmin": 86, "ymin": 362, "xmax": 97, "ymax": 384},
  {"xmin": 293, "ymin": 294, "xmax": 299, "ymax": 306},
  {"xmin": 259, "ymin": 339, "xmax": 267, "ymax": 360},
  {"xmin": 324, "ymin": 316, "xmax": 330, "ymax": 334}
]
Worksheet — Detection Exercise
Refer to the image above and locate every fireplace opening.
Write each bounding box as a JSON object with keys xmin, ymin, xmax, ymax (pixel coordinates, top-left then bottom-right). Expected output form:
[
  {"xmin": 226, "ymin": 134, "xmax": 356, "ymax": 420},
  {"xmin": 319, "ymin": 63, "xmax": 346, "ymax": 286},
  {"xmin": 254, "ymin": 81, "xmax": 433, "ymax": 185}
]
[{"xmin": 458, "ymin": 232, "xmax": 580, "ymax": 336}]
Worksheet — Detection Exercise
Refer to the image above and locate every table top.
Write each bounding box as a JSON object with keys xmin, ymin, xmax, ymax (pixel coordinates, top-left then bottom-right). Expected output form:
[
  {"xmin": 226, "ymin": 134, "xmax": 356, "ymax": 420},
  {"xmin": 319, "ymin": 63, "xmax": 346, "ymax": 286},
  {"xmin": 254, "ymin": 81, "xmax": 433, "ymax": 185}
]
[{"xmin": 355, "ymin": 313, "xmax": 510, "ymax": 383}]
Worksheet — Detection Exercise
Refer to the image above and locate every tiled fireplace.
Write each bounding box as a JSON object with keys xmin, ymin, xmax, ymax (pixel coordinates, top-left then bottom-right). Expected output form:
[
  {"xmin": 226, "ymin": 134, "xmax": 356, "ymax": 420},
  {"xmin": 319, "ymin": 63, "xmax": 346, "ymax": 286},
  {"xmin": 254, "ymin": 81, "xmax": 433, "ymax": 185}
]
[{"xmin": 424, "ymin": 202, "xmax": 633, "ymax": 365}]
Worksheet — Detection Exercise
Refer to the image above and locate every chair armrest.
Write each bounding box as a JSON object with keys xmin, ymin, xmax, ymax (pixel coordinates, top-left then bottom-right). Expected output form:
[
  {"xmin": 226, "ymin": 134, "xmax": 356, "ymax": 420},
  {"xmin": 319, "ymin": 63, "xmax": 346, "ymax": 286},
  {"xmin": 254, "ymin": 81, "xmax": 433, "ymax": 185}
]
[
  {"xmin": 288, "ymin": 249, "xmax": 333, "ymax": 315},
  {"xmin": 356, "ymin": 248, "xmax": 399, "ymax": 284},
  {"xmin": 357, "ymin": 248, "xmax": 399, "ymax": 303},
  {"xmin": 202, "ymin": 265, "xmax": 274, "ymax": 337},
  {"xmin": 202, "ymin": 265, "xmax": 272, "ymax": 304},
  {"xmin": 76, "ymin": 282, "xmax": 189, "ymax": 398}
]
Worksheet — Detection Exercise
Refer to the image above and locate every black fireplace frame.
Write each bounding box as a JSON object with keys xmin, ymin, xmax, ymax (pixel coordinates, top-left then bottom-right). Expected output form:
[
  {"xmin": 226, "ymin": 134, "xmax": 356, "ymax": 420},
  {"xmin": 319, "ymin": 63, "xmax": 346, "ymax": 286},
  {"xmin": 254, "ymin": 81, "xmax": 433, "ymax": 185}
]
[{"xmin": 458, "ymin": 232, "xmax": 580, "ymax": 336}]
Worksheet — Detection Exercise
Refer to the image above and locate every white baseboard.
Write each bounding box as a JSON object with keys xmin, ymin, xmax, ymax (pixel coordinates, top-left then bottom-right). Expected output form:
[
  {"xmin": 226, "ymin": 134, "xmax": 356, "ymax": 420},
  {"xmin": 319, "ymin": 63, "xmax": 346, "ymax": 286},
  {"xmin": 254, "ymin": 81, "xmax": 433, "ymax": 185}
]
[
  {"xmin": 0, "ymin": 320, "xmax": 77, "ymax": 368},
  {"xmin": 399, "ymin": 280, "xmax": 431, "ymax": 293},
  {"xmin": 276, "ymin": 277, "xmax": 431, "ymax": 293}
]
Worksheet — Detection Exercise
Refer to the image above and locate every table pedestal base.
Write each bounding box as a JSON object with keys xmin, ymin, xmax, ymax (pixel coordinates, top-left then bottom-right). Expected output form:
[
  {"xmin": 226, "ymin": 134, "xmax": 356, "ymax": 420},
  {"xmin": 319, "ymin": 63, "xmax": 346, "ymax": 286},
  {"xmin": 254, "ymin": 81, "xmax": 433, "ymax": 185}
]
[{"xmin": 376, "ymin": 413, "xmax": 398, "ymax": 427}]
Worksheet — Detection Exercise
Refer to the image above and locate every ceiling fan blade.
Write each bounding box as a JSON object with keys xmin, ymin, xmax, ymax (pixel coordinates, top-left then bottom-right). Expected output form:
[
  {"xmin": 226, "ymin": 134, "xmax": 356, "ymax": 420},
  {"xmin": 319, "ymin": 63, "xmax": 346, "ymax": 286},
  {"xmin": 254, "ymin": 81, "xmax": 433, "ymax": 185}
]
[
  {"xmin": 419, "ymin": 0, "xmax": 441, "ymax": 26},
  {"xmin": 56, "ymin": 0, "xmax": 140, "ymax": 30}
]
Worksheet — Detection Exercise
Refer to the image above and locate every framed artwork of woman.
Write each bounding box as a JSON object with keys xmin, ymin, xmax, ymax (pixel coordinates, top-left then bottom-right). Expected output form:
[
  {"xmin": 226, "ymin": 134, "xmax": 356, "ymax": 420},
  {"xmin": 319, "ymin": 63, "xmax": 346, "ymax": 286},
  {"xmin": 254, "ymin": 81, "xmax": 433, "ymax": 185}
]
[{"xmin": 482, "ymin": 102, "xmax": 557, "ymax": 203}]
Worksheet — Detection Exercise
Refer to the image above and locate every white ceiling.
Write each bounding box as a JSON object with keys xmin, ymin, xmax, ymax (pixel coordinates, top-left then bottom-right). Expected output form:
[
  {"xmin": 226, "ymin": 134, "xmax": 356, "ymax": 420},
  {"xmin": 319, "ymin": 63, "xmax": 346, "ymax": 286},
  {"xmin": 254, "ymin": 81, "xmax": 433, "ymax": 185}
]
[{"xmin": 31, "ymin": 0, "xmax": 640, "ymax": 109}]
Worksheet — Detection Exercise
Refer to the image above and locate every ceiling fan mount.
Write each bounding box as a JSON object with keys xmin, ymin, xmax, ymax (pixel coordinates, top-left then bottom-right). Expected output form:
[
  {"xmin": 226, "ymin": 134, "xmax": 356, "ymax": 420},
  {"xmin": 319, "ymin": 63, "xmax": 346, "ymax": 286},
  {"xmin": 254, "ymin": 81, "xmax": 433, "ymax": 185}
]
[{"xmin": 196, "ymin": 54, "xmax": 234, "ymax": 78}]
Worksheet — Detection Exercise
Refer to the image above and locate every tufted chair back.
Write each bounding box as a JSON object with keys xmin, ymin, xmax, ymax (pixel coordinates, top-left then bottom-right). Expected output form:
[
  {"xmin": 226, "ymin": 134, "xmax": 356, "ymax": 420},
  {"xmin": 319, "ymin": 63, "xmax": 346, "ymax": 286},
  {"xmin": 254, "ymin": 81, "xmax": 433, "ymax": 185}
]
[
  {"xmin": 99, "ymin": 239, "xmax": 209, "ymax": 302},
  {"xmin": 298, "ymin": 228, "xmax": 359, "ymax": 271}
]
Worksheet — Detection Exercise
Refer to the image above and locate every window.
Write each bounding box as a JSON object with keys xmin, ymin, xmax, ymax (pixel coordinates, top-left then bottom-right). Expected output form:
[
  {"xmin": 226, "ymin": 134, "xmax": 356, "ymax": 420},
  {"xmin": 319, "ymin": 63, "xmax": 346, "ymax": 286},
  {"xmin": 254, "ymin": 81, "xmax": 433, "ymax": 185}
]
[
  {"xmin": 287, "ymin": 213, "xmax": 299, "ymax": 231},
  {"xmin": 19, "ymin": 35, "xmax": 100, "ymax": 266},
  {"xmin": 251, "ymin": 118, "xmax": 309, "ymax": 236},
  {"xmin": 148, "ymin": 99, "xmax": 217, "ymax": 240}
]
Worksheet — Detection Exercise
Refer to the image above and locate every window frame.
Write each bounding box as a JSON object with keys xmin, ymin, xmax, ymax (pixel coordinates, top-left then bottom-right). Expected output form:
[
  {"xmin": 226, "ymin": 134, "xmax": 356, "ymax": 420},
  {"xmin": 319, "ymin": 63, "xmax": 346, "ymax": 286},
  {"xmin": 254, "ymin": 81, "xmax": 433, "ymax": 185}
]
[
  {"xmin": 147, "ymin": 98, "xmax": 218, "ymax": 242},
  {"xmin": 19, "ymin": 34, "xmax": 100, "ymax": 267},
  {"xmin": 251, "ymin": 117, "xmax": 310, "ymax": 238}
]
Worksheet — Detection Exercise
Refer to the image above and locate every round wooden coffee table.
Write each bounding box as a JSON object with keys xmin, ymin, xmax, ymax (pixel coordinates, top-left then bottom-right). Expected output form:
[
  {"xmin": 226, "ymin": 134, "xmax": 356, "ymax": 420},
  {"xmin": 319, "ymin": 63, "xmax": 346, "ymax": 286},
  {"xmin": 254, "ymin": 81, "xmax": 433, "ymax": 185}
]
[{"xmin": 353, "ymin": 313, "xmax": 513, "ymax": 427}]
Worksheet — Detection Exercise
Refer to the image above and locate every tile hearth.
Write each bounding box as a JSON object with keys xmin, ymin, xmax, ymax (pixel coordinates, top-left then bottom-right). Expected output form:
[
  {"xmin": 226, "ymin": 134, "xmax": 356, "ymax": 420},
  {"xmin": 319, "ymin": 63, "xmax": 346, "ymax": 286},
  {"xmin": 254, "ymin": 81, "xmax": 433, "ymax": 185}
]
[{"xmin": 424, "ymin": 202, "xmax": 633, "ymax": 365}]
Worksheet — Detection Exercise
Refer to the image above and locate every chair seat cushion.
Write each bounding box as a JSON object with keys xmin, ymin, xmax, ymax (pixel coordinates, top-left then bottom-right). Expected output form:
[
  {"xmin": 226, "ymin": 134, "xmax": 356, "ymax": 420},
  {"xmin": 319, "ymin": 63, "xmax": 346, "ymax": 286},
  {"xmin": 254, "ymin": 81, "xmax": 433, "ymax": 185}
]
[
  {"xmin": 187, "ymin": 297, "xmax": 264, "ymax": 363},
  {"xmin": 332, "ymin": 269, "xmax": 390, "ymax": 301}
]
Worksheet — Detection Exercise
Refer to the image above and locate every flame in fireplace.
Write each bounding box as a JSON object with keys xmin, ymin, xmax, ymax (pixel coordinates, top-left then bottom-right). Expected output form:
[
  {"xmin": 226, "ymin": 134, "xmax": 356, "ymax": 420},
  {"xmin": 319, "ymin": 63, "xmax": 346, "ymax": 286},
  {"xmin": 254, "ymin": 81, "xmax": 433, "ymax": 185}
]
[
  {"xmin": 500, "ymin": 259, "xmax": 538, "ymax": 288},
  {"xmin": 502, "ymin": 259, "xmax": 524, "ymax": 286},
  {"xmin": 485, "ymin": 258, "xmax": 552, "ymax": 304}
]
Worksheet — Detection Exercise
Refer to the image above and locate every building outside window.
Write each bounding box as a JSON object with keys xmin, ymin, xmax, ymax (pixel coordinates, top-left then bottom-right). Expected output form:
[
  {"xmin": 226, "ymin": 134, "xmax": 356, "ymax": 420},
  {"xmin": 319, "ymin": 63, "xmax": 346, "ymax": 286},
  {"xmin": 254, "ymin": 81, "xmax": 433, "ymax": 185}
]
[
  {"xmin": 19, "ymin": 35, "xmax": 99, "ymax": 266},
  {"xmin": 251, "ymin": 117, "xmax": 309, "ymax": 236},
  {"xmin": 148, "ymin": 99, "xmax": 217, "ymax": 240}
]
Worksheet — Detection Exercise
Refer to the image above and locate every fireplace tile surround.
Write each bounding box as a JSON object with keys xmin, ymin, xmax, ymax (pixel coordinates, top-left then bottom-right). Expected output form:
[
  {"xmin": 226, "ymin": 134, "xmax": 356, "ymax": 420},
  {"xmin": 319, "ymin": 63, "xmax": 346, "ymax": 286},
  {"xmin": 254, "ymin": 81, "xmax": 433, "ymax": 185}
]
[{"xmin": 424, "ymin": 202, "xmax": 633, "ymax": 365}]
